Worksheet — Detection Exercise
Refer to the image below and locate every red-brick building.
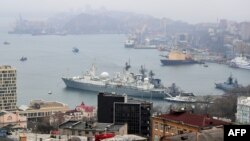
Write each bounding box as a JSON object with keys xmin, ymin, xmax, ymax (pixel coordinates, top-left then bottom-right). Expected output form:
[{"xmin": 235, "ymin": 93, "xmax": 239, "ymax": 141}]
[{"xmin": 151, "ymin": 111, "xmax": 230, "ymax": 141}]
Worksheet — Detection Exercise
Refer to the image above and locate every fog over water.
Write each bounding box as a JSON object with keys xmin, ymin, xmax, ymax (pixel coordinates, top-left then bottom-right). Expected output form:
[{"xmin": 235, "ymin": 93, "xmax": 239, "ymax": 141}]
[{"xmin": 0, "ymin": 0, "xmax": 250, "ymax": 23}]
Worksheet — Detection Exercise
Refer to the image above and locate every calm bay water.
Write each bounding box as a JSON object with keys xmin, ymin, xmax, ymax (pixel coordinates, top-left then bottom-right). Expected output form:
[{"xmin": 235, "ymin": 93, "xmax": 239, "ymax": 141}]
[{"xmin": 1, "ymin": 18, "xmax": 250, "ymax": 108}]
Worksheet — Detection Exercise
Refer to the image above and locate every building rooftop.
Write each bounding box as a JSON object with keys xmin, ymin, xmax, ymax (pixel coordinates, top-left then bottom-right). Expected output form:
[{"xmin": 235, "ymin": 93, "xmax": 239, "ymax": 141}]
[
  {"xmin": 59, "ymin": 121, "xmax": 124, "ymax": 132},
  {"xmin": 102, "ymin": 134, "xmax": 147, "ymax": 141},
  {"xmin": 75, "ymin": 102, "xmax": 95, "ymax": 112},
  {"xmin": 238, "ymin": 96, "xmax": 250, "ymax": 106},
  {"xmin": 164, "ymin": 127, "xmax": 223, "ymax": 141},
  {"xmin": 0, "ymin": 65, "xmax": 14, "ymax": 70},
  {"xmin": 156, "ymin": 111, "xmax": 230, "ymax": 128}
]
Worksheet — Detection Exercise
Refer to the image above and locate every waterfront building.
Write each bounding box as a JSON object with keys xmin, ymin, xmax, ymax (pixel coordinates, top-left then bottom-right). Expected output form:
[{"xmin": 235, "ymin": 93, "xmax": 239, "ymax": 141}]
[
  {"xmin": 59, "ymin": 120, "xmax": 127, "ymax": 139},
  {"xmin": 236, "ymin": 96, "xmax": 250, "ymax": 124},
  {"xmin": 17, "ymin": 100, "xmax": 69, "ymax": 120},
  {"xmin": 97, "ymin": 92, "xmax": 152, "ymax": 138},
  {"xmin": 64, "ymin": 102, "xmax": 97, "ymax": 121},
  {"xmin": 0, "ymin": 110, "xmax": 27, "ymax": 129},
  {"xmin": 0, "ymin": 65, "xmax": 17, "ymax": 111},
  {"xmin": 151, "ymin": 110, "xmax": 230, "ymax": 141},
  {"xmin": 239, "ymin": 22, "xmax": 250, "ymax": 41}
]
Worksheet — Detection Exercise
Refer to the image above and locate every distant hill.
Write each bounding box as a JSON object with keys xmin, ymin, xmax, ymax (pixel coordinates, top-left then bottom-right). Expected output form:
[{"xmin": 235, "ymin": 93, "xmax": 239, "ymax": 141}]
[{"xmin": 9, "ymin": 10, "xmax": 166, "ymax": 35}]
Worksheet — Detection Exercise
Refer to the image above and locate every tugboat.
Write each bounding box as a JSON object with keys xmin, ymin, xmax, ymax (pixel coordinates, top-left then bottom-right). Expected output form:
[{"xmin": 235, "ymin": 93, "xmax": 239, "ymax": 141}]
[
  {"xmin": 3, "ymin": 41, "xmax": 10, "ymax": 45},
  {"xmin": 124, "ymin": 39, "xmax": 135, "ymax": 48},
  {"xmin": 20, "ymin": 56, "xmax": 27, "ymax": 61},
  {"xmin": 215, "ymin": 75, "xmax": 242, "ymax": 91},
  {"xmin": 72, "ymin": 47, "xmax": 79, "ymax": 53}
]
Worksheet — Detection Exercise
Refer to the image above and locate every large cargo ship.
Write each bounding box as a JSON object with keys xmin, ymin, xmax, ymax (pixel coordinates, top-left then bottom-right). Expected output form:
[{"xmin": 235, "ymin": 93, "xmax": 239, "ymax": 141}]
[
  {"xmin": 62, "ymin": 63, "xmax": 173, "ymax": 99},
  {"xmin": 160, "ymin": 50, "xmax": 198, "ymax": 65}
]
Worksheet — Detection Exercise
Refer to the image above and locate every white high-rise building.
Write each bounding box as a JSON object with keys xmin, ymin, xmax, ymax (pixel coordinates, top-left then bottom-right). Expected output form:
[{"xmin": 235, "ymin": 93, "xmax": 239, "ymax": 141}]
[
  {"xmin": 0, "ymin": 65, "xmax": 17, "ymax": 111},
  {"xmin": 236, "ymin": 96, "xmax": 250, "ymax": 124}
]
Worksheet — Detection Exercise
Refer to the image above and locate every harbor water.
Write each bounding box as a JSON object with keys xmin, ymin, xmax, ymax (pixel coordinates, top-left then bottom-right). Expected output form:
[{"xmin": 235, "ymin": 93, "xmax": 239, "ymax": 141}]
[{"xmin": 1, "ymin": 18, "xmax": 250, "ymax": 108}]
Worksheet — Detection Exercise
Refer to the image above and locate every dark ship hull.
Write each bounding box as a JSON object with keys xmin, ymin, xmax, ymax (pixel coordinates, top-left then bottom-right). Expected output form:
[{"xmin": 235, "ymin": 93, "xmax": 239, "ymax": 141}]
[
  {"xmin": 160, "ymin": 59, "xmax": 198, "ymax": 65},
  {"xmin": 215, "ymin": 83, "xmax": 240, "ymax": 91}
]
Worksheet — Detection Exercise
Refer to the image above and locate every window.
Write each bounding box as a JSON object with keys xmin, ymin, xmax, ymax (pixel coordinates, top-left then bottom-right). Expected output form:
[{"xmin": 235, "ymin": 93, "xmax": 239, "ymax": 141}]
[
  {"xmin": 154, "ymin": 135, "xmax": 159, "ymax": 141},
  {"xmin": 78, "ymin": 131, "xmax": 81, "ymax": 136},
  {"xmin": 7, "ymin": 116, "xmax": 12, "ymax": 120},
  {"xmin": 160, "ymin": 124, "xmax": 164, "ymax": 132},
  {"xmin": 154, "ymin": 122, "xmax": 158, "ymax": 130}
]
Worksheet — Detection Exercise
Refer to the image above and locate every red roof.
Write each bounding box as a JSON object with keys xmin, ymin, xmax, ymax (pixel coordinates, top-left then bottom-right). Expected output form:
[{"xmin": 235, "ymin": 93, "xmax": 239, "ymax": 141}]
[
  {"xmin": 157, "ymin": 111, "xmax": 230, "ymax": 128},
  {"xmin": 75, "ymin": 102, "xmax": 95, "ymax": 112},
  {"xmin": 50, "ymin": 130, "xmax": 60, "ymax": 135},
  {"xmin": 95, "ymin": 133, "xmax": 115, "ymax": 141}
]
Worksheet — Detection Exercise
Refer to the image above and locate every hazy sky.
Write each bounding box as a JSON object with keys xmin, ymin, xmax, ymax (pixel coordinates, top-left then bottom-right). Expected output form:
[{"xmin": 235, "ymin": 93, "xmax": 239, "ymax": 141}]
[{"xmin": 1, "ymin": 0, "xmax": 250, "ymax": 23}]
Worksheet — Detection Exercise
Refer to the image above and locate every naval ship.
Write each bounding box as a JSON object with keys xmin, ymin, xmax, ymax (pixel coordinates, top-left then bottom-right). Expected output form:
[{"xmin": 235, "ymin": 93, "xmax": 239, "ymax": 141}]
[
  {"xmin": 215, "ymin": 75, "xmax": 242, "ymax": 91},
  {"xmin": 62, "ymin": 63, "xmax": 173, "ymax": 99}
]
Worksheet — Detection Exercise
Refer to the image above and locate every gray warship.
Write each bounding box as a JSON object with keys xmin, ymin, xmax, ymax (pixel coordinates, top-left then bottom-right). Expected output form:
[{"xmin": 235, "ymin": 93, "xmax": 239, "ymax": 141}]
[
  {"xmin": 215, "ymin": 75, "xmax": 242, "ymax": 91},
  {"xmin": 62, "ymin": 63, "xmax": 173, "ymax": 99}
]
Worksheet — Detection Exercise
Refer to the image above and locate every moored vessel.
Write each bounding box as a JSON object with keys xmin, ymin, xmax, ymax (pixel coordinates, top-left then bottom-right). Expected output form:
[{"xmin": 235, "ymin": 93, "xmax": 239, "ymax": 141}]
[
  {"xmin": 215, "ymin": 75, "xmax": 242, "ymax": 91},
  {"xmin": 62, "ymin": 63, "xmax": 173, "ymax": 99},
  {"xmin": 124, "ymin": 39, "xmax": 135, "ymax": 48},
  {"xmin": 165, "ymin": 95, "xmax": 196, "ymax": 103},
  {"xmin": 160, "ymin": 49, "xmax": 199, "ymax": 65},
  {"xmin": 230, "ymin": 55, "xmax": 250, "ymax": 70},
  {"xmin": 20, "ymin": 56, "xmax": 27, "ymax": 61}
]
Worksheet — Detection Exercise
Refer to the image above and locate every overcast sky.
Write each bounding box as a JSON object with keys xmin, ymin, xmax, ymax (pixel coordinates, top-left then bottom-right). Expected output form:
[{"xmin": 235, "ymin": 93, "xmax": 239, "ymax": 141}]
[{"xmin": 0, "ymin": 0, "xmax": 250, "ymax": 24}]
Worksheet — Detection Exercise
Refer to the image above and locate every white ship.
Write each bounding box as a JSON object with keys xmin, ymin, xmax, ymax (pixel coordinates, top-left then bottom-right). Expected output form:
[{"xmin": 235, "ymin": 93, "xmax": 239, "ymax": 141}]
[
  {"xmin": 165, "ymin": 95, "xmax": 196, "ymax": 103},
  {"xmin": 62, "ymin": 63, "xmax": 173, "ymax": 99},
  {"xmin": 230, "ymin": 55, "xmax": 250, "ymax": 70},
  {"xmin": 124, "ymin": 39, "xmax": 135, "ymax": 48}
]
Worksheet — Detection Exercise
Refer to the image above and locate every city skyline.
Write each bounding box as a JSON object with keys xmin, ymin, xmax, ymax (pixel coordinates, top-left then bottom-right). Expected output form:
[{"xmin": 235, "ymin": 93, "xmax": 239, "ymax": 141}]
[{"xmin": 0, "ymin": 0, "xmax": 250, "ymax": 24}]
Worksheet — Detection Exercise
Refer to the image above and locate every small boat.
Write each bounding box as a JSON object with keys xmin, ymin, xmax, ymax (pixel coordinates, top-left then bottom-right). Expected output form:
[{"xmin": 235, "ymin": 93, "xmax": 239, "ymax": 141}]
[
  {"xmin": 72, "ymin": 47, "xmax": 79, "ymax": 53},
  {"xmin": 20, "ymin": 57, "xmax": 27, "ymax": 61},
  {"xmin": 48, "ymin": 91, "xmax": 52, "ymax": 95},
  {"xmin": 203, "ymin": 64, "xmax": 208, "ymax": 67},
  {"xmin": 124, "ymin": 39, "xmax": 135, "ymax": 48},
  {"xmin": 3, "ymin": 41, "xmax": 10, "ymax": 45}
]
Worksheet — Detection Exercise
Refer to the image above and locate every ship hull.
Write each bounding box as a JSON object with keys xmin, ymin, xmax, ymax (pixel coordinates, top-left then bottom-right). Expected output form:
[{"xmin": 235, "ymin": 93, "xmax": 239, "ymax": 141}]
[
  {"xmin": 215, "ymin": 83, "xmax": 238, "ymax": 91},
  {"xmin": 62, "ymin": 78, "xmax": 167, "ymax": 99},
  {"xmin": 165, "ymin": 97, "xmax": 196, "ymax": 103},
  {"xmin": 124, "ymin": 44, "xmax": 134, "ymax": 48},
  {"xmin": 230, "ymin": 63, "xmax": 250, "ymax": 70},
  {"xmin": 160, "ymin": 59, "xmax": 198, "ymax": 65}
]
